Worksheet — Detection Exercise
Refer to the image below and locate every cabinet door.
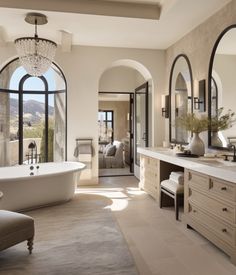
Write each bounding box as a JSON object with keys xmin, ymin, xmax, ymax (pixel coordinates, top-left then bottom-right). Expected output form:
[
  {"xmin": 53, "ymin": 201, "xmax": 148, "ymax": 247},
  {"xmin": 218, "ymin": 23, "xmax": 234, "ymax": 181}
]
[{"xmin": 140, "ymin": 155, "xmax": 160, "ymax": 200}]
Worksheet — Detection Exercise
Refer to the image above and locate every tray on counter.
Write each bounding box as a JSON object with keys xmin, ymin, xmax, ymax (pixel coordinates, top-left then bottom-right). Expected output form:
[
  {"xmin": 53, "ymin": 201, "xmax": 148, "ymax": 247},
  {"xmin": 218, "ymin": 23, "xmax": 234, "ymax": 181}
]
[{"xmin": 176, "ymin": 153, "xmax": 199, "ymax": 158}]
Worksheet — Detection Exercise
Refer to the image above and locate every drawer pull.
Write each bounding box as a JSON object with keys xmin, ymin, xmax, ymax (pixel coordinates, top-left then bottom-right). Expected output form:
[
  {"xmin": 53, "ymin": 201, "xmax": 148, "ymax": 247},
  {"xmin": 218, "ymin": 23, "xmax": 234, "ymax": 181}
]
[
  {"xmin": 222, "ymin": 228, "xmax": 227, "ymax": 233},
  {"xmin": 221, "ymin": 187, "xmax": 227, "ymax": 191},
  {"xmin": 222, "ymin": 208, "xmax": 228, "ymax": 212},
  {"xmin": 193, "ymin": 209, "xmax": 197, "ymax": 213}
]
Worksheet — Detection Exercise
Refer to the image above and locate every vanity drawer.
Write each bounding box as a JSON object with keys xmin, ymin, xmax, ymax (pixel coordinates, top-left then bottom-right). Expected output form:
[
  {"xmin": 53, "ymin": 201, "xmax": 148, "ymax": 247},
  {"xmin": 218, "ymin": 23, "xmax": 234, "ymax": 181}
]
[
  {"xmin": 189, "ymin": 204, "xmax": 236, "ymax": 246},
  {"xmin": 190, "ymin": 190, "xmax": 236, "ymax": 224},
  {"xmin": 186, "ymin": 170, "xmax": 210, "ymax": 191},
  {"xmin": 209, "ymin": 178, "xmax": 236, "ymax": 202}
]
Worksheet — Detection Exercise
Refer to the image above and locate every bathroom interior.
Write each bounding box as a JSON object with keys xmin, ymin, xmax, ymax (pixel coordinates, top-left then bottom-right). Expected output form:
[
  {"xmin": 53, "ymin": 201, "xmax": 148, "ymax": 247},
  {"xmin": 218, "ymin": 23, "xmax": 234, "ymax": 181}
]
[{"xmin": 1, "ymin": 1, "xmax": 236, "ymax": 274}]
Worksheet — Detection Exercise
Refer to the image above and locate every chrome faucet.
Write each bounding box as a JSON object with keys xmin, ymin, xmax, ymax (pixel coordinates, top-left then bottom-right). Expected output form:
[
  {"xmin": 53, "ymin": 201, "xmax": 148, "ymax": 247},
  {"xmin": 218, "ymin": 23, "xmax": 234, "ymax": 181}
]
[{"xmin": 228, "ymin": 143, "xmax": 236, "ymax": 162}]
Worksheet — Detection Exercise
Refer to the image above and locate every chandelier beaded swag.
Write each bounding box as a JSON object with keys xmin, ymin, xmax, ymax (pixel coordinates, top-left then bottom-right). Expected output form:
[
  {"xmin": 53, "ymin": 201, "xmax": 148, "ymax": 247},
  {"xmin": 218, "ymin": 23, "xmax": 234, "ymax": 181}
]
[{"xmin": 15, "ymin": 13, "xmax": 57, "ymax": 77}]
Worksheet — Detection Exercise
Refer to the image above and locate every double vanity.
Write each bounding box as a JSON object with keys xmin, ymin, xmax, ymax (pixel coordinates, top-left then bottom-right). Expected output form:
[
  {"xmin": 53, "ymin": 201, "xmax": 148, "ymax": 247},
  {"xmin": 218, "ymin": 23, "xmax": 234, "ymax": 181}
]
[{"xmin": 138, "ymin": 147, "xmax": 236, "ymax": 264}]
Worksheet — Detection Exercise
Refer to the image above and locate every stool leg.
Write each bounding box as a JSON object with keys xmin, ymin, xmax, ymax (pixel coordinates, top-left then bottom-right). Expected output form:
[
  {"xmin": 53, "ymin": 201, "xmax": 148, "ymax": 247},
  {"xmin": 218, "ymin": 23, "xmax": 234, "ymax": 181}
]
[
  {"xmin": 175, "ymin": 194, "xmax": 179, "ymax": 220},
  {"xmin": 27, "ymin": 237, "xmax": 34, "ymax": 254},
  {"xmin": 160, "ymin": 189, "xmax": 164, "ymax": 208}
]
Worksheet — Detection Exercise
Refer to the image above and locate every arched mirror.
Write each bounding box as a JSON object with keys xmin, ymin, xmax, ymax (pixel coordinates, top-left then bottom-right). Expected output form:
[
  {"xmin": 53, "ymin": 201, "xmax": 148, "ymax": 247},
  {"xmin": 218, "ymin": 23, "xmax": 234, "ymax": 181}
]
[
  {"xmin": 169, "ymin": 54, "xmax": 193, "ymax": 144},
  {"xmin": 208, "ymin": 25, "xmax": 236, "ymax": 149}
]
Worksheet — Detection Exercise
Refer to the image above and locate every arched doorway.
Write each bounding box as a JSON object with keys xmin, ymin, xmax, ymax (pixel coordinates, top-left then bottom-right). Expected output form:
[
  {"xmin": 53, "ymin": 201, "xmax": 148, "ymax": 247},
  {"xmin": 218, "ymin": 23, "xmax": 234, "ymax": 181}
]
[
  {"xmin": 0, "ymin": 58, "xmax": 67, "ymax": 166},
  {"xmin": 98, "ymin": 59, "xmax": 153, "ymax": 178}
]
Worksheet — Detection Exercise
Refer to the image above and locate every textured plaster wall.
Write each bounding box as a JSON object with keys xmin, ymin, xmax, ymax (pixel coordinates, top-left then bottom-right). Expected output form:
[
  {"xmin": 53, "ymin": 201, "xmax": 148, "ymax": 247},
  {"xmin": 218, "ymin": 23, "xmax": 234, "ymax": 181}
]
[
  {"xmin": 165, "ymin": 0, "xmax": 236, "ymax": 145},
  {"xmin": 55, "ymin": 45, "xmax": 165, "ymax": 182},
  {"xmin": 99, "ymin": 66, "xmax": 145, "ymax": 92}
]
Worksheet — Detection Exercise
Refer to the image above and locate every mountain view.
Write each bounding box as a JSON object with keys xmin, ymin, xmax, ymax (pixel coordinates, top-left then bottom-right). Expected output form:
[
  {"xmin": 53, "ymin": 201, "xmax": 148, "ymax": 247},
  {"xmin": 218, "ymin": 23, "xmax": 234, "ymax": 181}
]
[
  {"xmin": 10, "ymin": 98, "xmax": 54, "ymax": 123},
  {"xmin": 9, "ymin": 98, "xmax": 55, "ymax": 140}
]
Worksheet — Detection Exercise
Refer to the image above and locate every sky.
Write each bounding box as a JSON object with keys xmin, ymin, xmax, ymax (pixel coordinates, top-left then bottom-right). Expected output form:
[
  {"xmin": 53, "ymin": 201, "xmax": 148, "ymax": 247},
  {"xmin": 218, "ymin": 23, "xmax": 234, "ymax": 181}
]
[{"xmin": 9, "ymin": 66, "xmax": 57, "ymax": 107}]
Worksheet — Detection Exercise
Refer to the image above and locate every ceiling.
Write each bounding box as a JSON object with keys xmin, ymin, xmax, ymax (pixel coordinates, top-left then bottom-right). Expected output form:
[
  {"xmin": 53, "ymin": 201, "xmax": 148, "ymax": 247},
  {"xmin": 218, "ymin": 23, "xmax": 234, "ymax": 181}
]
[{"xmin": 0, "ymin": 0, "xmax": 231, "ymax": 50}]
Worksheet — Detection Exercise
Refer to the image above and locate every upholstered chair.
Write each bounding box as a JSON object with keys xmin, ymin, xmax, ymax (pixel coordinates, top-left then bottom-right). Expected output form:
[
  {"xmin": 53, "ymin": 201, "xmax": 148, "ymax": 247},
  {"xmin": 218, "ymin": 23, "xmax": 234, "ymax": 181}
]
[{"xmin": 0, "ymin": 191, "xmax": 35, "ymax": 254}]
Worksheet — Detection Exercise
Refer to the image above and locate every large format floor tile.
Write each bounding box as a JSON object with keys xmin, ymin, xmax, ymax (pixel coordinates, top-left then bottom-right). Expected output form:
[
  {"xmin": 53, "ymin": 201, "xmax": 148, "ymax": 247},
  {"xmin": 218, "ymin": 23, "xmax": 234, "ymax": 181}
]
[{"xmin": 88, "ymin": 176, "xmax": 236, "ymax": 275}]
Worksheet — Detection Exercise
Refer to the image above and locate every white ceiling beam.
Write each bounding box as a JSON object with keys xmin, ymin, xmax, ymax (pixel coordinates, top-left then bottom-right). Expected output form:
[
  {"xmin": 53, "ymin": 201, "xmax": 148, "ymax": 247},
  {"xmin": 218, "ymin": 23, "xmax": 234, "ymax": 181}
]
[
  {"xmin": 0, "ymin": 0, "xmax": 161, "ymax": 20},
  {"xmin": 60, "ymin": 31, "xmax": 72, "ymax": 52}
]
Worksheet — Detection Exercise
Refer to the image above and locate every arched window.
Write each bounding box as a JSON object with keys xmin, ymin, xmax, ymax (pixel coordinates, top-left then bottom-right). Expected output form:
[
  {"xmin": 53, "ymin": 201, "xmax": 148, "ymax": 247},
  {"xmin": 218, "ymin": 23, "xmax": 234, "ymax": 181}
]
[{"xmin": 0, "ymin": 58, "xmax": 67, "ymax": 166}]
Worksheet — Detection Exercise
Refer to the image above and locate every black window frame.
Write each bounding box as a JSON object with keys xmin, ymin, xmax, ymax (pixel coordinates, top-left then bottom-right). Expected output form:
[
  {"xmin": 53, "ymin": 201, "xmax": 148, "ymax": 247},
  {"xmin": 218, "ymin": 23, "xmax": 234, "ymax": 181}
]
[
  {"xmin": 0, "ymin": 57, "xmax": 67, "ymax": 165},
  {"xmin": 98, "ymin": 110, "xmax": 114, "ymax": 143}
]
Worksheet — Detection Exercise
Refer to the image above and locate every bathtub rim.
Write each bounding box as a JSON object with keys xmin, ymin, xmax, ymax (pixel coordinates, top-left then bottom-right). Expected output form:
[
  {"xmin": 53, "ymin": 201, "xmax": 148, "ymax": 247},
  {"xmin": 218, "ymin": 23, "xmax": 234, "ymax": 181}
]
[{"xmin": 0, "ymin": 161, "xmax": 86, "ymax": 182}]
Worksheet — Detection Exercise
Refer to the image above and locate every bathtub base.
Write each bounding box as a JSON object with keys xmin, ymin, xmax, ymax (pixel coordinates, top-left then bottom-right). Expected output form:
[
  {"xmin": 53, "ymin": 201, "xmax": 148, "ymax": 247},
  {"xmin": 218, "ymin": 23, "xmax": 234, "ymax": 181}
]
[{"xmin": 0, "ymin": 168, "xmax": 81, "ymax": 212}]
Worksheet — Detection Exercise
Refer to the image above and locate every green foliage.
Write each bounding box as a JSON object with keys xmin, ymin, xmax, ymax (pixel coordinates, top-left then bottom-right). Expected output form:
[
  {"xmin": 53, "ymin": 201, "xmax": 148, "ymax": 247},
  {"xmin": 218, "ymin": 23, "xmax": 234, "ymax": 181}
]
[
  {"xmin": 176, "ymin": 113, "xmax": 209, "ymax": 133},
  {"xmin": 210, "ymin": 107, "xmax": 236, "ymax": 132},
  {"xmin": 176, "ymin": 108, "xmax": 236, "ymax": 134},
  {"xmin": 40, "ymin": 127, "xmax": 54, "ymax": 162},
  {"xmin": 23, "ymin": 124, "xmax": 43, "ymax": 138}
]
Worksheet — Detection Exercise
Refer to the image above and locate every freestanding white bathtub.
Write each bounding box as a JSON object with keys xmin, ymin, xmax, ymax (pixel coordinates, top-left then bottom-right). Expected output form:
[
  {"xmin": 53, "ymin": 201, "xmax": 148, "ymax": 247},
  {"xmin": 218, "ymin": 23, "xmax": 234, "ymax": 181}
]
[{"xmin": 0, "ymin": 162, "xmax": 85, "ymax": 212}]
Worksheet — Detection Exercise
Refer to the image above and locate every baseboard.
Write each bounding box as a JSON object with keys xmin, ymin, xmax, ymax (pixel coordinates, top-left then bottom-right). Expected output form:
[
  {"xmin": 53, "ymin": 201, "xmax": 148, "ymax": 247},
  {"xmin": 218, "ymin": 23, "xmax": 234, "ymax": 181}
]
[{"xmin": 78, "ymin": 177, "xmax": 98, "ymax": 186}]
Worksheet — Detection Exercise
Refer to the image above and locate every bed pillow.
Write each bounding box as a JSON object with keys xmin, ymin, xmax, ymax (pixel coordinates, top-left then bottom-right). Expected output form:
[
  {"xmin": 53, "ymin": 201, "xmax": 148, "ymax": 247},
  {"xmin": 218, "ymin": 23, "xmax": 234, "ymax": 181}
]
[
  {"xmin": 104, "ymin": 143, "xmax": 112, "ymax": 154},
  {"xmin": 106, "ymin": 145, "xmax": 116, "ymax": 156}
]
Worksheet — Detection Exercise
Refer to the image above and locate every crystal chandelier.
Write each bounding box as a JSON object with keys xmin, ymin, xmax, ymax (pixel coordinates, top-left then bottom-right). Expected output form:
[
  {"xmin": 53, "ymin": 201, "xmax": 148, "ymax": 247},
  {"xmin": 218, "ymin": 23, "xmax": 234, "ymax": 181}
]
[{"xmin": 15, "ymin": 13, "xmax": 57, "ymax": 77}]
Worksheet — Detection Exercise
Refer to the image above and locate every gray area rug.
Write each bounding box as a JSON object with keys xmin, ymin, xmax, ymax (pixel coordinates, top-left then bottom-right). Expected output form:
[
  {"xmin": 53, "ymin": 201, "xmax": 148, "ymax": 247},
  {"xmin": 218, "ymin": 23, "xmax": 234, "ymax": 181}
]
[{"xmin": 0, "ymin": 193, "xmax": 138, "ymax": 275}]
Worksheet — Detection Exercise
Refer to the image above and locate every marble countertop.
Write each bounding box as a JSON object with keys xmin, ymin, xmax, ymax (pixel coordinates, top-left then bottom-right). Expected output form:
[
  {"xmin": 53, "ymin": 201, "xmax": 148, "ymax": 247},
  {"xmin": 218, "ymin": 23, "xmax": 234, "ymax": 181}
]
[{"xmin": 138, "ymin": 147, "xmax": 236, "ymax": 184}]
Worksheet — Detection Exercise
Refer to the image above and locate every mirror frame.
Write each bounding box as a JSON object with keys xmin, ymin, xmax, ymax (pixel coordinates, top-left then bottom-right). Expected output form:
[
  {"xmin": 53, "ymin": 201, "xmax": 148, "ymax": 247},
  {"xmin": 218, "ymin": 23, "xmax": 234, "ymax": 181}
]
[
  {"xmin": 208, "ymin": 24, "xmax": 236, "ymax": 150},
  {"xmin": 169, "ymin": 54, "xmax": 193, "ymax": 144}
]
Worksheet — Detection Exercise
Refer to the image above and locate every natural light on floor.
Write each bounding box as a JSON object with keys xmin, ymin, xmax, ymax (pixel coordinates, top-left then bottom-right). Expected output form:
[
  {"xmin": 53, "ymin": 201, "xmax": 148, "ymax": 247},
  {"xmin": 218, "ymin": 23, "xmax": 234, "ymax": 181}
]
[{"xmin": 75, "ymin": 186, "xmax": 146, "ymax": 212}]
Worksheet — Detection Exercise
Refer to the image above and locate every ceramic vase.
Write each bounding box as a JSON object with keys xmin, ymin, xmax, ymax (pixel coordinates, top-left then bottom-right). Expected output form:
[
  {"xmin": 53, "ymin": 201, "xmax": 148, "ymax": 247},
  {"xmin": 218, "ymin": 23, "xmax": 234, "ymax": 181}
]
[
  {"xmin": 189, "ymin": 132, "xmax": 205, "ymax": 156},
  {"xmin": 211, "ymin": 131, "xmax": 223, "ymax": 147}
]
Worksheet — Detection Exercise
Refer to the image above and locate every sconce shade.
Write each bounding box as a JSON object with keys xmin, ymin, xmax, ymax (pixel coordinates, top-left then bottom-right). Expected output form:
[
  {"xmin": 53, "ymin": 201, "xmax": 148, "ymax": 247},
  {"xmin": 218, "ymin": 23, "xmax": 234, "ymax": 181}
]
[{"xmin": 194, "ymin": 79, "xmax": 206, "ymax": 111}]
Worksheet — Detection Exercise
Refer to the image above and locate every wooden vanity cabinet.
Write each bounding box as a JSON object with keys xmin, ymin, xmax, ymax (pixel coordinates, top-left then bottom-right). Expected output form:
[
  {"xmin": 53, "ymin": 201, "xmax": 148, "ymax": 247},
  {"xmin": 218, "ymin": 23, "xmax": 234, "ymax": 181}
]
[
  {"xmin": 140, "ymin": 155, "xmax": 159, "ymax": 200},
  {"xmin": 185, "ymin": 169, "xmax": 236, "ymax": 264},
  {"xmin": 139, "ymin": 154, "xmax": 183, "ymax": 201}
]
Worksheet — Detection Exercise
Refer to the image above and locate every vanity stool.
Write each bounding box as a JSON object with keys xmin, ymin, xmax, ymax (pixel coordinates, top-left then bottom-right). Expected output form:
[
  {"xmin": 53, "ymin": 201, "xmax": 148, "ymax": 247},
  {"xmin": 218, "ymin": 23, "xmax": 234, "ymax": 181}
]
[
  {"xmin": 160, "ymin": 179, "xmax": 184, "ymax": 220},
  {"xmin": 0, "ymin": 194, "xmax": 35, "ymax": 254}
]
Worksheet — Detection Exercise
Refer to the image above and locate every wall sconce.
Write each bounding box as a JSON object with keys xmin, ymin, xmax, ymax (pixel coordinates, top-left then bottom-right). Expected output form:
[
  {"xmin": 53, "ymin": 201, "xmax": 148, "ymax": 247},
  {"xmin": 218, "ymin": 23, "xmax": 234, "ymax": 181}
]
[
  {"xmin": 175, "ymin": 94, "xmax": 181, "ymax": 117},
  {"xmin": 194, "ymin": 79, "xmax": 206, "ymax": 111},
  {"xmin": 161, "ymin": 95, "xmax": 169, "ymax": 118},
  {"xmin": 194, "ymin": 97, "xmax": 203, "ymax": 110}
]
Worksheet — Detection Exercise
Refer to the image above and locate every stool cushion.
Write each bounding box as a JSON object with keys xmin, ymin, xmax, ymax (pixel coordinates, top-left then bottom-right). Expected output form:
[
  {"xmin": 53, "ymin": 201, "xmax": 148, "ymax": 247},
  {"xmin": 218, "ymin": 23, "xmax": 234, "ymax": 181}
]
[
  {"xmin": 161, "ymin": 179, "xmax": 184, "ymax": 194},
  {"xmin": 0, "ymin": 210, "xmax": 34, "ymax": 252}
]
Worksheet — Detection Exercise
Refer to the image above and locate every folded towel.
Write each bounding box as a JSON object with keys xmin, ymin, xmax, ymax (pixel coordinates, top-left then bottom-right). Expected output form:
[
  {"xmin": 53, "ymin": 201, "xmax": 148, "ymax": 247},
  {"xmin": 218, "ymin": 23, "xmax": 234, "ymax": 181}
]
[
  {"xmin": 74, "ymin": 143, "xmax": 95, "ymax": 158},
  {"xmin": 78, "ymin": 154, "xmax": 92, "ymax": 162},
  {"xmin": 170, "ymin": 171, "xmax": 184, "ymax": 177},
  {"xmin": 78, "ymin": 144, "xmax": 93, "ymax": 155},
  {"xmin": 169, "ymin": 171, "xmax": 184, "ymax": 185}
]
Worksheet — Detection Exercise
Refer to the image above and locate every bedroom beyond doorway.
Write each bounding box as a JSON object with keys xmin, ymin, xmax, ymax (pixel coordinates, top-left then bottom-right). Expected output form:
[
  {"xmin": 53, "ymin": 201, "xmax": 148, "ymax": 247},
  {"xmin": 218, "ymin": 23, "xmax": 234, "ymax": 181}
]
[{"xmin": 98, "ymin": 92, "xmax": 134, "ymax": 177}]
